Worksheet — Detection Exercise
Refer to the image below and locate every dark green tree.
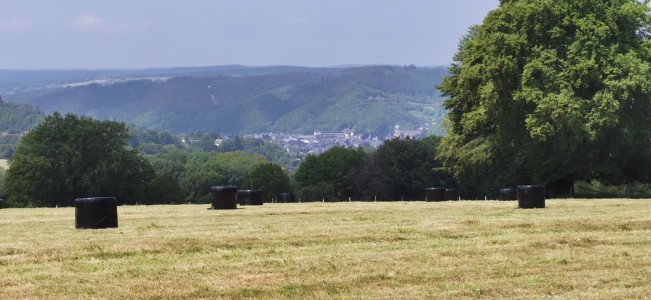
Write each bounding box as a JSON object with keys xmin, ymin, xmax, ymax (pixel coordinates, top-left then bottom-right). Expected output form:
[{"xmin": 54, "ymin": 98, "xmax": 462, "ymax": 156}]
[
  {"xmin": 217, "ymin": 136, "xmax": 290, "ymax": 165},
  {"xmin": 179, "ymin": 151, "xmax": 267, "ymax": 203},
  {"xmin": 249, "ymin": 162, "xmax": 291, "ymax": 201},
  {"xmin": 144, "ymin": 147, "xmax": 188, "ymax": 204},
  {"xmin": 350, "ymin": 136, "xmax": 450, "ymax": 201},
  {"xmin": 4, "ymin": 112, "xmax": 153, "ymax": 207},
  {"xmin": 128, "ymin": 125, "xmax": 180, "ymax": 148},
  {"xmin": 0, "ymin": 97, "xmax": 43, "ymax": 134},
  {"xmin": 145, "ymin": 172, "xmax": 184, "ymax": 204},
  {"xmin": 293, "ymin": 146, "xmax": 366, "ymax": 201},
  {"xmin": 0, "ymin": 167, "xmax": 6, "ymax": 199},
  {"xmin": 0, "ymin": 134, "xmax": 19, "ymax": 158},
  {"xmin": 438, "ymin": 0, "xmax": 651, "ymax": 197},
  {"xmin": 218, "ymin": 135, "xmax": 245, "ymax": 152},
  {"xmin": 147, "ymin": 147, "xmax": 189, "ymax": 180},
  {"xmin": 184, "ymin": 131, "xmax": 219, "ymax": 152},
  {"xmin": 345, "ymin": 154, "xmax": 390, "ymax": 201}
]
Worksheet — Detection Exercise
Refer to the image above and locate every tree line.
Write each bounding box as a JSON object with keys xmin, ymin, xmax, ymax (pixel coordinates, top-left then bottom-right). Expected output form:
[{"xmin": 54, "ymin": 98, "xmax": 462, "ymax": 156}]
[
  {"xmin": 0, "ymin": 112, "xmax": 453, "ymax": 207},
  {"xmin": 293, "ymin": 136, "xmax": 452, "ymax": 201}
]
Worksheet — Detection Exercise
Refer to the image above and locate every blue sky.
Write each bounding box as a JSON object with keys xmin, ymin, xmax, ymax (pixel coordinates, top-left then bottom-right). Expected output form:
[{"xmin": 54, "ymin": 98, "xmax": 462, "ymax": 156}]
[{"xmin": 0, "ymin": 0, "xmax": 499, "ymax": 69}]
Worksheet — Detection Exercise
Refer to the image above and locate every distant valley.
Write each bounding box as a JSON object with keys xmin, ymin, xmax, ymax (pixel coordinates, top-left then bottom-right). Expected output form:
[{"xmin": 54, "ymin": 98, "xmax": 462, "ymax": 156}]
[{"xmin": 1, "ymin": 65, "xmax": 448, "ymax": 136}]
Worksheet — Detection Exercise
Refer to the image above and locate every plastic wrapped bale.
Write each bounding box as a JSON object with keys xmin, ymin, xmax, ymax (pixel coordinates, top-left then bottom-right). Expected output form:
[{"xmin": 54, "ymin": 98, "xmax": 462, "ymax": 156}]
[
  {"xmin": 425, "ymin": 187, "xmax": 446, "ymax": 202},
  {"xmin": 210, "ymin": 186, "xmax": 238, "ymax": 209},
  {"xmin": 237, "ymin": 190, "xmax": 263, "ymax": 206},
  {"xmin": 517, "ymin": 185, "xmax": 545, "ymax": 208},
  {"xmin": 237, "ymin": 190, "xmax": 248, "ymax": 206},
  {"xmin": 0, "ymin": 198, "xmax": 3, "ymax": 209},
  {"xmin": 445, "ymin": 189, "xmax": 459, "ymax": 201},
  {"xmin": 499, "ymin": 188, "xmax": 517, "ymax": 201},
  {"xmin": 278, "ymin": 193, "xmax": 295, "ymax": 203},
  {"xmin": 75, "ymin": 197, "xmax": 118, "ymax": 229},
  {"xmin": 247, "ymin": 190, "xmax": 263, "ymax": 205}
]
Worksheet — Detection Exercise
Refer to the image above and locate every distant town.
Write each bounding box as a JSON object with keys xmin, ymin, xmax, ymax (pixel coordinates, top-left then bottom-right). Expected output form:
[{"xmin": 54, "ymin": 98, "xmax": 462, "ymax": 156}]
[{"xmin": 215, "ymin": 121, "xmax": 437, "ymax": 169}]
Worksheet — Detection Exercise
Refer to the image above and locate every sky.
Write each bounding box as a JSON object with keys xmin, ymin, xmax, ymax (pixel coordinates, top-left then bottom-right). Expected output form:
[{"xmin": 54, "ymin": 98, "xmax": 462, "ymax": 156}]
[{"xmin": 0, "ymin": 0, "xmax": 499, "ymax": 70}]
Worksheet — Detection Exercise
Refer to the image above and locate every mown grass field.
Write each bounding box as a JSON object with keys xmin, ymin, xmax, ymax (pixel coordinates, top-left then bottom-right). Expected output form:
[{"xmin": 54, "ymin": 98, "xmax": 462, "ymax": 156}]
[{"xmin": 1, "ymin": 200, "xmax": 650, "ymax": 299}]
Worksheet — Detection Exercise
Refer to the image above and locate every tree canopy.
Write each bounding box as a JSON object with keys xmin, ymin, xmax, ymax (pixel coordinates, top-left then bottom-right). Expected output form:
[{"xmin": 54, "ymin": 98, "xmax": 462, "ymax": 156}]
[
  {"xmin": 5, "ymin": 113, "xmax": 153, "ymax": 207},
  {"xmin": 347, "ymin": 136, "xmax": 453, "ymax": 200},
  {"xmin": 0, "ymin": 96, "xmax": 43, "ymax": 134},
  {"xmin": 249, "ymin": 162, "xmax": 291, "ymax": 202},
  {"xmin": 438, "ymin": 0, "xmax": 651, "ymax": 197},
  {"xmin": 178, "ymin": 151, "xmax": 267, "ymax": 203},
  {"xmin": 293, "ymin": 146, "xmax": 366, "ymax": 201}
]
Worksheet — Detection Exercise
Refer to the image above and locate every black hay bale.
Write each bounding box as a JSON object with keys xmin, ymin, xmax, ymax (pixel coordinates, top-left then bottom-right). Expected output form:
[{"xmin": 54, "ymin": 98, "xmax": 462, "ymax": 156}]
[
  {"xmin": 210, "ymin": 186, "xmax": 238, "ymax": 209},
  {"xmin": 237, "ymin": 190, "xmax": 247, "ymax": 205},
  {"xmin": 499, "ymin": 188, "xmax": 517, "ymax": 201},
  {"xmin": 248, "ymin": 190, "xmax": 263, "ymax": 205},
  {"xmin": 237, "ymin": 190, "xmax": 263, "ymax": 206},
  {"xmin": 75, "ymin": 197, "xmax": 118, "ymax": 229},
  {"xmin": 517, "ymin": 185, "xmax": 545, "ymax": 209},
  {"xmin": 445, "ymin": 189, "xmax": 459, "ymax": 201},
  {"xmin": 0, "ymin": 199, "xmax": 4, "ymax": 209},
  {"xmin": 425, "ymin": 187, "xmax": 446, "ymax": 202},
  {"xmin": 278, "ymin": 193, "xmax": 295, "ymax": 203}
]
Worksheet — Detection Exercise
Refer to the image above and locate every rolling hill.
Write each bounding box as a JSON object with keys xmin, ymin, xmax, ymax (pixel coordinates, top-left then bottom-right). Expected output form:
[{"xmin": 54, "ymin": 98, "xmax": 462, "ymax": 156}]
[
  {"xmin": 4, "ymin": 65, "xmax": 448, "ymax": 136},
  {"xmin": 0, "ymin": 97, "xmax": 43, "ymax": 133}
]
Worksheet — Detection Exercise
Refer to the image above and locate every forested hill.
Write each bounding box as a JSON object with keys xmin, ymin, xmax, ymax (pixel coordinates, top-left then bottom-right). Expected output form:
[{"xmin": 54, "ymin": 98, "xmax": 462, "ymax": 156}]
[
  {"xmin": 5, "ymin": 65, "xmax": 448, "ymax": 136},
  {"xmin": 0, "ymin": 97, "xmax": 43, "ymax": 133},
  {"xmin": 0, "ymin": 65, "xmax": 332, "ymax": 95}
]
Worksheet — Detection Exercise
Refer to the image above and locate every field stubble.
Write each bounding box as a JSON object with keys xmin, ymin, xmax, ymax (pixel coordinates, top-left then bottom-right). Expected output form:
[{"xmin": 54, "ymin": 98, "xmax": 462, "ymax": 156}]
[{"xmin": 0, "ymin": 200, "xmax": 650, "ymax": 299}]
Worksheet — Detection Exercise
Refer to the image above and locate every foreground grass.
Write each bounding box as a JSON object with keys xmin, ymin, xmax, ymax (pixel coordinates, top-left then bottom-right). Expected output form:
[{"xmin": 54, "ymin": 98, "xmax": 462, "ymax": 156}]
[{"xmin": 1, "ymin": 200, "xmax": 650, "ymax": 299}]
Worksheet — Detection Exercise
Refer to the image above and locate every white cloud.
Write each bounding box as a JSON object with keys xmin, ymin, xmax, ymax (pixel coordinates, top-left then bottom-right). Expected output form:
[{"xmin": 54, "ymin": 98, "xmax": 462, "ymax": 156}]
[
  {"xmin": 70, "ymin": 14, "xmax": 101, "ymax": 31},
  {"xmin": 0, "ymin": 18, "xmax": 32, "ymax": 32},
  {"xmin": 70, "ymin": 14, "xmax": 152, "ymax": 35}
]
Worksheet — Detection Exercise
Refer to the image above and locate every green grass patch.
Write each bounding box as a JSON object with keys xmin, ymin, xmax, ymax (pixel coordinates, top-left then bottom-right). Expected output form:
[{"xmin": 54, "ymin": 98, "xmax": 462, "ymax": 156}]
[{"xmin": 0, "ymin": 200, "xmax": 650, "ymax": 298}]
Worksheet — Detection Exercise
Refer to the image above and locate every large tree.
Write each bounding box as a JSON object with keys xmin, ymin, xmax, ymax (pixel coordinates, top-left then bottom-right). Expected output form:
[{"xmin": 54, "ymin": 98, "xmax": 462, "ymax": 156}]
[
  {"xmin": 348, "ymin": 136, "xmax": 452, "ymax": 201},
  {"xmin": 249, "ymin": 162, "xmax": 291, "ymax": 202},
  {"xmin": 5, "ymin": 112, "xmax": 154, "ymax": 207},
  {"xmin": 438, "ymin": 0, "xmax": 651, "ymax": 197},
  {"xmin": 293, "ymin": 146, "xmax": 366, "ymax": 201},
  {"xmin": 178, "ymin": 151, "xmax": 267, "ymax": 203}
]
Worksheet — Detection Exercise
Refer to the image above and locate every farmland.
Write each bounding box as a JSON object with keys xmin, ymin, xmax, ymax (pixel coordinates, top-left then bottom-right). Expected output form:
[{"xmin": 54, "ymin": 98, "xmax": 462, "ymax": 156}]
[{"xmin": 1, "ymin": 200, "xmax": 650, "ymax": 299}]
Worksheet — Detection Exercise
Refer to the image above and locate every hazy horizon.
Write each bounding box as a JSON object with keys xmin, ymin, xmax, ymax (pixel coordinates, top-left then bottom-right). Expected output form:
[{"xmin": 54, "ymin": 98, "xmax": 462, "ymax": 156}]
[
  {"xmin": 0, "ymin": 63, "xmax": 450, "ymax": 72},
  {"xmin": 1, "ymin": 0, "xmax": 499, "ymax": 70}
]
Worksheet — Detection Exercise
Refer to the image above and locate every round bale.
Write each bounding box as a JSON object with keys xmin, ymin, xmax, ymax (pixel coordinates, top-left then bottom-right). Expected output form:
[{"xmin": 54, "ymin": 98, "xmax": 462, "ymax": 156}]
[
  {"xmin": 237, "ymin": 190, "xmax": 264, "ymax": 206},
  {"xmin": 237, "ymin": 190, "xmax": 249, "ymax": 206},
  {"xmin": 278, "ymin": 193, "xmax": 295, "ymax": 203},
  {"xmin": 499, "ymin": 188, "xmax": 517, "ymax": 201},
  {"xmin": 445, "ymin": 189, "xmax": 459, "ymax": 201},
  {"xmin": 517, "ymin": 185, "xmax": 545, "ymax": 208},
  {"xmin": 425, "ymin": 187, "xmax": 446, "ymax": 202},
  {"xmin": 210, "ymin": 186, "xmax": 238, "ymax": 209},
  {"xmin": 0, "ymin": 198, "xmax": 4, "ymax": 209},
  {"xmin": 247, "ymin": 190, "xmax": 263, "ymax": 205},
  {"xmin": 75, "ymin": 197, "xmax": 118, "ymax": 229}
]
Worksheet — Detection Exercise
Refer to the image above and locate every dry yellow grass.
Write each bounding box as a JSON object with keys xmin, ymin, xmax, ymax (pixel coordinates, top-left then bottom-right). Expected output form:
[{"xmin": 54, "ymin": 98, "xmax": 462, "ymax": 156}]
[{"xmin": 1, "ymin": 200, "xmax": 650, "ymax": 299}]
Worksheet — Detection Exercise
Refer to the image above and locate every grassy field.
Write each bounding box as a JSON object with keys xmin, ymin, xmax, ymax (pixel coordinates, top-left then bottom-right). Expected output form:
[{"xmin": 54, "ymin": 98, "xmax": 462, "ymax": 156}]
[
  {"xmin": 0, "ymin": 159, "xmax": 8, "ymax": 170},
  {"xmin": 1, "ymin": 200, "xmax": 650, "ymax": 299}
]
